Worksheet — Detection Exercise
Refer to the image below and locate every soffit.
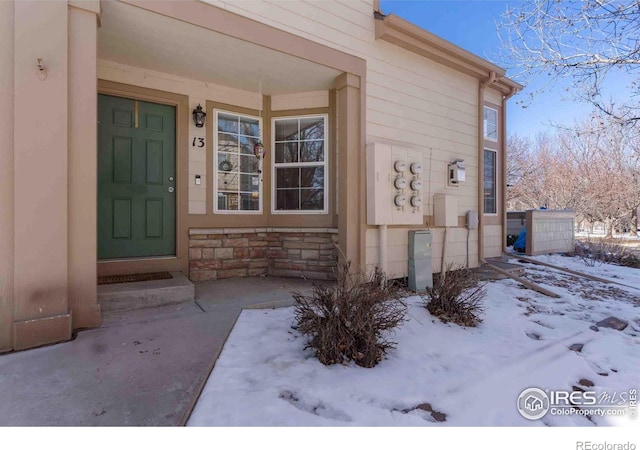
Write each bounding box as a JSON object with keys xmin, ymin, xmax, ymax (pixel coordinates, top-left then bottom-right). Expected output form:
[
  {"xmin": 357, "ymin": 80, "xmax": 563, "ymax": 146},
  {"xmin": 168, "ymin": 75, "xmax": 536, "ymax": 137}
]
[{"xmin": 98, "ymin": 1, "xmax": 341, "ymax": 95}]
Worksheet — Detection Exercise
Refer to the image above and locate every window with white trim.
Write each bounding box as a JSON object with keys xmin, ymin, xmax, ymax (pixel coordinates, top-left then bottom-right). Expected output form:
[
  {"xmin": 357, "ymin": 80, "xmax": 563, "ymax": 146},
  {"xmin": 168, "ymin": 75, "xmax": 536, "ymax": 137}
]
[
  {"xmin": 484, "ymin": 148, "xmax": 497, "ymax": 214},
  {"xmin": 214, "ymin": 110, "xmax": 262, "ymax": 213},
  {"xmin": 484, "ymin": 106, "xmax": 498, "ymax": 141},
  {"xmin": 272, "ymin": 115, "xmax": 327, "ymax": 212}
]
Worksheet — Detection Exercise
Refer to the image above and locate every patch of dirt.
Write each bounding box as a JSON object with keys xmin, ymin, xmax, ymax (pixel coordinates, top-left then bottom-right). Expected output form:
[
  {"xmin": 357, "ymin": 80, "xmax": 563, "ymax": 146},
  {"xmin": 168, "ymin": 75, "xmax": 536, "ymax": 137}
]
[
  {"xmin": 579, "ymin": 378, "xmax": 594, "ymax": 387},
  {"xmin": 596, "ymin": 317, "xmax": 629, "ymax": 331},
  {"xmin": 522, "ymin": 268, "xmax": 640, "ymax": 306},
  {"xmin": 569, "ymin": 343, "xmax": 584, "ymax": 353},
  {"xmin": 397, "ymin": 402, "xmax": 447, "ymax": 422}
]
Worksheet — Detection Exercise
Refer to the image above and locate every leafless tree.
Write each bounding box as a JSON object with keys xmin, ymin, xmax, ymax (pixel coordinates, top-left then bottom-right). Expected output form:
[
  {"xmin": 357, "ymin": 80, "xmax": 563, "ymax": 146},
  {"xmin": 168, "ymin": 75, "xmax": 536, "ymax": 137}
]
[
  {"xmin": 506, "ymin": 134, "xmax": 534, "ymax": 210},
  {"xmin": 506, "ymin": 133, "xmax": 582, "ymax": 211},
  {"xmin": 498, "ymin": 0, "xmax": 640, "ymax": 128},
  {"xmin": 507, "ymin": 113, "xmax": 640, "ymax": 236}
]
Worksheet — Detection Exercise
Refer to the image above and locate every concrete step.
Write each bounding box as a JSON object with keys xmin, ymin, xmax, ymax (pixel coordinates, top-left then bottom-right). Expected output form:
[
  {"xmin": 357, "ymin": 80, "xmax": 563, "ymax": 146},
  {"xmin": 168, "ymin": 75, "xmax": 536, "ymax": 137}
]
[
  {"xmin": 98, "ymin": 271, "xmax": 195, "ymax": 313},
  {"xmin": 475, "ymin": 258, "xmax": 525, "ymax": 281}
]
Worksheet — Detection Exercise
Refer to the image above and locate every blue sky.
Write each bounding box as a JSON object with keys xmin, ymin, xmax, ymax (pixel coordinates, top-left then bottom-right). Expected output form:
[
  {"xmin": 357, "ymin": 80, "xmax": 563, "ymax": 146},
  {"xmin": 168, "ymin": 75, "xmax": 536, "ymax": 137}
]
[{"xmin": 378, "ymin": 0, "xmax": 625, "ymax": 139}]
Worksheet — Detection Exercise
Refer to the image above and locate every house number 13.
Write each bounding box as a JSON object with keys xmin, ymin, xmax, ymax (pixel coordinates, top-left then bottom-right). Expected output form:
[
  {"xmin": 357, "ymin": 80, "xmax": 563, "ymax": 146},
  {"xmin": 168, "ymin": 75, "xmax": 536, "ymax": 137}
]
[{"xmin": 192, "ymin": 137, "xmax": 205, "ymax": 148}]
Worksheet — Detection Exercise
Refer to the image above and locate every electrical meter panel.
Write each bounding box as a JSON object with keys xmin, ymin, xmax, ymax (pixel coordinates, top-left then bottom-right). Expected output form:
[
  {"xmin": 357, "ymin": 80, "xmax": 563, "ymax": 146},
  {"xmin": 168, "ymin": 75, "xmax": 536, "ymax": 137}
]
[
  {"xmin": 394, "ymin": 177, "xmax": 407, "ymax": 190},
  {"xmin": 366, "ymin": 142, "xmax": 425, "ymax": 225},
  {"xmin": 410, "ymin": 162, "xmax": 423, "ymax": 174}
]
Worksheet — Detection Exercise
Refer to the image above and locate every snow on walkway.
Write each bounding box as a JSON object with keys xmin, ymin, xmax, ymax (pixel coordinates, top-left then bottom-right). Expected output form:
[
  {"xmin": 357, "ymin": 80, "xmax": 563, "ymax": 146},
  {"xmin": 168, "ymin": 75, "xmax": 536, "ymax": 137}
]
[{"xmin": 188, "ymin": 255, "xmax": 640, "ymax": 427}]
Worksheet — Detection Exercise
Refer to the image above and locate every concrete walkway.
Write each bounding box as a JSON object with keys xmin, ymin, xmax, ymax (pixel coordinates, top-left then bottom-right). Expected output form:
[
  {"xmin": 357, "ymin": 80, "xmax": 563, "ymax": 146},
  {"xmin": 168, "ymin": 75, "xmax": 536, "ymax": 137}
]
[{"xmin": 0, "ymin": 277, "xmax": 322, "ymax": 426}]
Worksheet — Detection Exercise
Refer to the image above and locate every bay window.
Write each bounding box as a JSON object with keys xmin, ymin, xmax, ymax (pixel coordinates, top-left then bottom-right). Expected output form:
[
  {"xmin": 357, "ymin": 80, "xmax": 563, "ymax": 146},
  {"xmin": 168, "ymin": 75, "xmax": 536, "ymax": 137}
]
[
  {"xmin": 272, "ymin": 115, "xmax": 327, "ymax": 213},
  {"xmin": 214, "ymin": 111, "xmax": 262, "ymax": 213}
]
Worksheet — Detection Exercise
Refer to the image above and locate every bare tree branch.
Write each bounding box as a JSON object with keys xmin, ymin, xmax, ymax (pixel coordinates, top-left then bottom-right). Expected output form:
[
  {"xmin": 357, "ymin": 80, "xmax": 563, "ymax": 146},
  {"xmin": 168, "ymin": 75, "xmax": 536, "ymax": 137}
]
[
  {"xmin": 507, "ymin": 113, "xmax": 640, "ymax": 236},
  {"xmin": 497, "ymin": 0, "xmax": 640, "ymax": 127}
]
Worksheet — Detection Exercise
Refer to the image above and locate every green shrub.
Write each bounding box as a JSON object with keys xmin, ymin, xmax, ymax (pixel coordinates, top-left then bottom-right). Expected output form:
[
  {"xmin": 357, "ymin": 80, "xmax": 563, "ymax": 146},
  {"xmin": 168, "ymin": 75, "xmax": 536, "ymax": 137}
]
[{"xmin": 292, "ymin": 262, "xmax": 406, "ymax": 368}]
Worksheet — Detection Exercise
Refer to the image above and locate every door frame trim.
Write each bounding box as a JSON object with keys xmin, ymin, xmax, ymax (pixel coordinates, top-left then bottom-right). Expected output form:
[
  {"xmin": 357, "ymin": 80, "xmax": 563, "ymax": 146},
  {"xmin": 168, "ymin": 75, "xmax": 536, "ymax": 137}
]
[{"xmin": 97, "ymin": 80, "xmax": 189, "ymax": 276}]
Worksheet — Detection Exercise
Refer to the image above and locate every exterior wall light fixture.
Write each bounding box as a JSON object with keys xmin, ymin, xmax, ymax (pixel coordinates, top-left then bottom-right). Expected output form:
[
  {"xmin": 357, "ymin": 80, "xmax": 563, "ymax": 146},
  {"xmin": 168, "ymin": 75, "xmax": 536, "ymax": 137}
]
[{"xmin": 192, "ymin": 104, "xmax": 206, "ymax": 128}]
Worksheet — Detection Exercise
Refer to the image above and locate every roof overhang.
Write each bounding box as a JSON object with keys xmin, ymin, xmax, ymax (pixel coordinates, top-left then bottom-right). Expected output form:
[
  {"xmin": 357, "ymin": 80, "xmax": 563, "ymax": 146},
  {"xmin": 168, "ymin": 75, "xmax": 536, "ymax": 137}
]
[
  {"xmin": 97, "ymin": 0, "xmax": 344, "ymax": 95},
  {"xmin": 375, "ymin": 13, "xmax": 523, "ymax": 96}
]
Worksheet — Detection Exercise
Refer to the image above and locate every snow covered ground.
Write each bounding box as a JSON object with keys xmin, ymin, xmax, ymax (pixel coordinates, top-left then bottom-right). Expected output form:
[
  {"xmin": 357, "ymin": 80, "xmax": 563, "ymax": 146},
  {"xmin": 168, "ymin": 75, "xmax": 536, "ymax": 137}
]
[
  {"xmin": 576, "ymin": 232, "xmax": 640, "ymax": 241},
  {"xmin": 188, "ymin": 255, "xmax": 640, "ymax": 427}
]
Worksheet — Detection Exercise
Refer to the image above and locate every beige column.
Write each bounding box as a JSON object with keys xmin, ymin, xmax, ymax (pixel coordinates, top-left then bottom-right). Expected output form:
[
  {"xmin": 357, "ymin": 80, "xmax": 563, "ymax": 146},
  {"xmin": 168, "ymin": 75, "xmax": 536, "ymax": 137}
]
[
  {"xmin": 0, "ymin": 1, "xmax": 15, "ymax": 353},
  {"xmin": 68, "ymin": 1, "xmax": 101, "ymax": 329},
  {"xmin": 477, "ymin": 72, "xmax": 497, "ymax": 263},
  {"xmin": 334, "ymin": 73, "xmax": 365, "ymax": 270},
  {"xmin": 525, "ymin": 210, "xmax": 534, "ymax": 256},
  {"xmin": 12, "ymin": 1, "xmax": 71, "ymax": 350}
]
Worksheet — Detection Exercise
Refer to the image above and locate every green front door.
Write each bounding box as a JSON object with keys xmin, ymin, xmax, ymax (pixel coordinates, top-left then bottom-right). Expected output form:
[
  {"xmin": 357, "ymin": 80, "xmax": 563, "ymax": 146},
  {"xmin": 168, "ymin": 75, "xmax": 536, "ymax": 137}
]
[{"xmin": 98, "ymin": 94, "xmax": 176, "ymax": 259}]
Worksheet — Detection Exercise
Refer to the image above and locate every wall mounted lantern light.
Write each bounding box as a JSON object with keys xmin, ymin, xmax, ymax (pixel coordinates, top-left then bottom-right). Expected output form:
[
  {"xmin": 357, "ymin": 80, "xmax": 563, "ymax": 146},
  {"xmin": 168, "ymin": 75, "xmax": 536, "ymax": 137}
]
[{"xmin": 192, "ymin": 104, "xmax": 206, "ymax": 128}]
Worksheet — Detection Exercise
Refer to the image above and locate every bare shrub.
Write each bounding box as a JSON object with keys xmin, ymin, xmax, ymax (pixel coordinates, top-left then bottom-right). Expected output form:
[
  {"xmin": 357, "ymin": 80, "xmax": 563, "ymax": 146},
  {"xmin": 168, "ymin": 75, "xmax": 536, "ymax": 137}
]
[
  {"xmin": 423, "ymin": 263, "xmax": 486, "ymax": 327},
  {"xmin": 574, "ymin": 238, "xmax": 640, "ymax": 269},
  {"xmin": 292, "ymin": 262, "xmax": 406, "ymax": 368},
  {"xmin": 617, "ymin": 251, "xmax": 640, "ymax": 268},
  {"xmin": 574, "ymin": 240, "xmax": 602, "ymax": 267}
]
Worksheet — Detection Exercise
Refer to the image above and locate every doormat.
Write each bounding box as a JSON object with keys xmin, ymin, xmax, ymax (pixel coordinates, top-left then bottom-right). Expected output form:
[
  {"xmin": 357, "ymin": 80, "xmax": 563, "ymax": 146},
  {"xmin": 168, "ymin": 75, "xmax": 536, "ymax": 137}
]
[{"xmin": 98, "ymin": 271, "xmax": 173, "ymax": 285}]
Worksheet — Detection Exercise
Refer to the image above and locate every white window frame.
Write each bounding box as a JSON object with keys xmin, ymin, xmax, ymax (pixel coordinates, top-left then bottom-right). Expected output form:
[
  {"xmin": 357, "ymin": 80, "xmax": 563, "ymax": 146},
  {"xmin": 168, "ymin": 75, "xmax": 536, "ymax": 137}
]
[
  {"xmin": 483, "ymin": 106, "xmax": 498, "ymax": 142},
  {"xmin": 213, "ymin": 109, "xmax": 263, "ymax": 215},
  {"xmin": 271, "ymin": 114, "xmax": 329, "ymax": 215},
  {"xmin": 484, "ymin": 148, "xmax": 498, "ymax": 216}
]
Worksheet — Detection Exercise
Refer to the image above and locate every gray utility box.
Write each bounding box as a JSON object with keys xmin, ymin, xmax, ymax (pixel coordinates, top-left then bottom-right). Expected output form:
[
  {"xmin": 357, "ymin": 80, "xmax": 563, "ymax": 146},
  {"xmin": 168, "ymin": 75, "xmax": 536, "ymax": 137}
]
[{"xmin": 408, "ymin": 230, "xmax": 433, "ymax": 292}]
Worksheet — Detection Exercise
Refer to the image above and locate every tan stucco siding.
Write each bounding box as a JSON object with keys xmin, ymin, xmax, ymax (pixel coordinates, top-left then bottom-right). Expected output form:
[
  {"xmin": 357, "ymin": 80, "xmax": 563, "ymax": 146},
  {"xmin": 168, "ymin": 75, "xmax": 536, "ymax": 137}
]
[
  {"xmin": 98, "ymin": 60, "xmax": 263, "ymax": 111},
  {"xmin": 271, "ymin": 91, "xmax": 329, "ymax": 111},
  {"xmin": 8, "ymin": 1, "xmax": 86, "ymax": 349},
  {"xmin": 1, "ymin": 0, "xmax": 102, "ymax": 351},
  {"xmin": 13, "ymin": 2, "xmax": 69, "ymax": 322},
  {"xmin": 366, "ymin": 226, "xmax": 479, "ymax": 278},
  {"xmin": 68, "ymin": 5, "xmax": 101, "ymax": 329},
  {"xmin": 483, "ymin": 224, "xmax": 503, "ymax": 259},
  {"xmin": 202, "ymin": 0, "xmax": 375, "ymax": 54},
  {"xmin": 485, "ymin": 87, "xmax": 503, "ymax": 106},
  {"xmin": 0, "ymin": 1, "xmax": 15, "ymax": 352}
]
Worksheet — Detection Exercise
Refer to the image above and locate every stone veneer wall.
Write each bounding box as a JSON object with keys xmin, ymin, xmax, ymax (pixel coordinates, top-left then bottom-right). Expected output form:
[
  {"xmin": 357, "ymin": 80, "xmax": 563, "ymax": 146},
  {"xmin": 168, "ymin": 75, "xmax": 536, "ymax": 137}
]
[{"xmin": 189, "ymin": 228, "xmax": 339, "ymax": 282}]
